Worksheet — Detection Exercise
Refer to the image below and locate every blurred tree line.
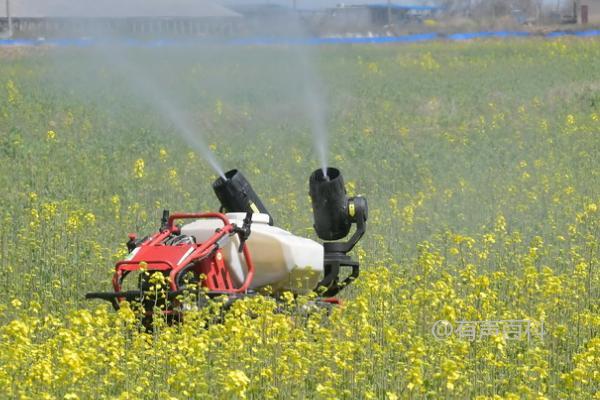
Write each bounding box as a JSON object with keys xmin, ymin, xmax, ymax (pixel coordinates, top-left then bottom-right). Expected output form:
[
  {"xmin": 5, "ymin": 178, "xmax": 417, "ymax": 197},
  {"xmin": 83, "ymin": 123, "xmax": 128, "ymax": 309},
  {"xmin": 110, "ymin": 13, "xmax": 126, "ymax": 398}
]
[{"xmin": 437, "ymin": 0, "xmax": 546, "ymax": 19}]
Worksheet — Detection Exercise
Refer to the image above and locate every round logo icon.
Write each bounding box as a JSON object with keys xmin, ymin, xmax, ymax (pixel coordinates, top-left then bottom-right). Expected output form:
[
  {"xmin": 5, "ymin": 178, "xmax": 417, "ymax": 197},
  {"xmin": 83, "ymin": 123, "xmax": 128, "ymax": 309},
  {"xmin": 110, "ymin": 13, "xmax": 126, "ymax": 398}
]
[{"xmin": 432, "ymin": 320, "xmax": 453, "ymax": 340}]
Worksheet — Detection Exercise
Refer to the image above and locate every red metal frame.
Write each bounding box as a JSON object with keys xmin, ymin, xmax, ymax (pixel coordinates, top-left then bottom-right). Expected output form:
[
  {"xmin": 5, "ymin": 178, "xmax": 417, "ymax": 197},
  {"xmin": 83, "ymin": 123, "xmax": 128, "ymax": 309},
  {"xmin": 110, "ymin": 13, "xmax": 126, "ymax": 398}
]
[
  {"xmin": 111, "ymin": 212, "xmax": 255, "ymax": 306},
  {"xmin": 321, "ymin": 298, "xmax": 341, "ymax": 305}
]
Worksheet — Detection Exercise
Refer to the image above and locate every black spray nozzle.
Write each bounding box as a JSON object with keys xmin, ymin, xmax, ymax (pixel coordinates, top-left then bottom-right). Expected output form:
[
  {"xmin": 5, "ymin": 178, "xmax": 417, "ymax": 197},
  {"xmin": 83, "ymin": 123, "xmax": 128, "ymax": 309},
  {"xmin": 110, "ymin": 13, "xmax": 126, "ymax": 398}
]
[
  {"xmin": 212, "ymin": 169, "xmax": 273, "ymax": 226},
  {"xmin": 309, "ymin": 167, "xmax": 368, "ymax": 241},
  {"xmin": 160, "ymin": 209, "xmax": 170, "ymax": 231}
]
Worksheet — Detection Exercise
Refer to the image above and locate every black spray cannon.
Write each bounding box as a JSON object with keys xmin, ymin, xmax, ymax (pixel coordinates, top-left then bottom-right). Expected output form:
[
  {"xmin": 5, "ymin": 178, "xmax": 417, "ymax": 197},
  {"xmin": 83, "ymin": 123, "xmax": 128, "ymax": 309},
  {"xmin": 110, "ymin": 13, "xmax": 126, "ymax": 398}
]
[
  {"xmin": 309, "ymin": 167, "xmax": 367, "ymax": 296},
  {"xmin": 213, "ymin": 169, "xmax": 273, "ymax": 226},
  {"xmin": 309, "ymin": 167, "xmax": 368, "ymax": 243}
]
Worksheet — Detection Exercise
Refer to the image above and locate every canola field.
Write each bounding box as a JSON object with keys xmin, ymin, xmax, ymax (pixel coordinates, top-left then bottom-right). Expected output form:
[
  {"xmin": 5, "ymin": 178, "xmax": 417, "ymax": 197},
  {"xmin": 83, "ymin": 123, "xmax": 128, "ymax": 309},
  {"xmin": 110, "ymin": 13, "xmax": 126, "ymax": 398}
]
[{"xmin": 0, "ymin": 39, "xmax": 598, "ymax": 399}]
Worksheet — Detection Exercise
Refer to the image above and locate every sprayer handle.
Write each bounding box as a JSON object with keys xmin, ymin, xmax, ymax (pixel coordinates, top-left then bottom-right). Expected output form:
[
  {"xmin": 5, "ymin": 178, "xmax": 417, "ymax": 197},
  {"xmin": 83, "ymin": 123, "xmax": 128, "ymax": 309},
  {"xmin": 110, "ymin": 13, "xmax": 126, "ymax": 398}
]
[{"xmin": 235, "ymin": 211, "xmax": 253, "ymax": 252}]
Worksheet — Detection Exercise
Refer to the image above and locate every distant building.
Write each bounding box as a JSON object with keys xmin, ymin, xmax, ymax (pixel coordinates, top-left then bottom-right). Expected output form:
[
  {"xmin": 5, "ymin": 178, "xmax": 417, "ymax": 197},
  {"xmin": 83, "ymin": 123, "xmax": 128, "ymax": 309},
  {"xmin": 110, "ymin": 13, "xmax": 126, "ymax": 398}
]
[
  {"xmin": 0, "ymin": 0, "xmax": 243, "ymax": 38},
  {"xmin": 320, "ymin": 4, "xmax": 439, "ymax": 34},
  {"xmin": 363, "ymin": 4, "xmax": 439, "ymax": 25},
  {"xmin": 229, "ymin": 4, "xmax": 303, "ymax": 36},
  {"xmin": 575, "ymin": 0, "xmax": 600, "ymax": 24}
]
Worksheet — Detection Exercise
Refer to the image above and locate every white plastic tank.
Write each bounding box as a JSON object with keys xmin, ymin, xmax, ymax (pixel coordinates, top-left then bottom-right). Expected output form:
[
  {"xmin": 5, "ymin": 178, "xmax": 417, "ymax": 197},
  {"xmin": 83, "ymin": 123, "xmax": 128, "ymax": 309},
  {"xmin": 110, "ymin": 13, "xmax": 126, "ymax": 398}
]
[{"xmin": 180, "ymin": 213, "xmax": 324, "ymax": 294}]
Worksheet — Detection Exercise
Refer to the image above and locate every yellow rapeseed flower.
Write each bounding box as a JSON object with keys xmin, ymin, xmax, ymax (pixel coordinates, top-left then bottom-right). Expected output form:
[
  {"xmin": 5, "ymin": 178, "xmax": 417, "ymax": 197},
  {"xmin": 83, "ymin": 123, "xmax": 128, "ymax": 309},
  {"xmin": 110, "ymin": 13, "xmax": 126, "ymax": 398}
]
[
  {"xmin": 6, "ymin": 79, "xmax": 20, "ymax": 104},
  {"xmin": 134, "ymin": 158, "xmax": 145, "ymax": 179},
  {"xmin": 159, "ymin": 148, "xmax": 168, "ymax": 161},
  {"xmin": 225, "ymin": 370, "xmax": 250, "ymax": 399}
]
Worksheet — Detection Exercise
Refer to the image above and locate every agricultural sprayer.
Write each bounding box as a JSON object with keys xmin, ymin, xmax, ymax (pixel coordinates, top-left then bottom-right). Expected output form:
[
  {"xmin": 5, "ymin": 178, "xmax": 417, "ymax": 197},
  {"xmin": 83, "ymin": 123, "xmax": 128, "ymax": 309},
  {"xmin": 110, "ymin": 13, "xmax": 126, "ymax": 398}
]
[{"xmin": 86, "ymin": 167, "xmax": 367, "ymax": 323}]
